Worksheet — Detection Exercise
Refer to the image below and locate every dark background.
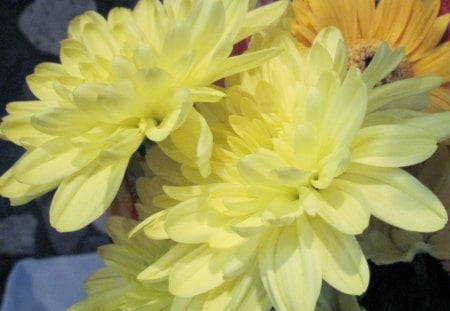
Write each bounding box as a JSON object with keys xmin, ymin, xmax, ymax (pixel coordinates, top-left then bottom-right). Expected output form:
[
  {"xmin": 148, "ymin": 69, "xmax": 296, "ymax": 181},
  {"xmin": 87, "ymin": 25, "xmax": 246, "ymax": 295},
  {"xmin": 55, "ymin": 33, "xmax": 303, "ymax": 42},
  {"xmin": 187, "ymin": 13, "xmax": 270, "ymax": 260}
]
[{"xmin": 0, "ymin": 0, "xmax": 450, "ymax": 310}]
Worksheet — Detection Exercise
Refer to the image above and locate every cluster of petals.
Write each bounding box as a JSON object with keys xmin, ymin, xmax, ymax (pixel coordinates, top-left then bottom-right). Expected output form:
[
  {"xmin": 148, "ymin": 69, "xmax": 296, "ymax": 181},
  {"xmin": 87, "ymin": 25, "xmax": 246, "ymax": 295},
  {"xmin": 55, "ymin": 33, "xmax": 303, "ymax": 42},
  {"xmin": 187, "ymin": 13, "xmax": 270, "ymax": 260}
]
[
  {"xmin": 71, "ymin": 216, "xmax": 269, "ymax": 311},
  {"xmin": 127, "ymin": 27, "xmax": 450, "ymax": 310},
  {"xmin": 291, "ymin": 0, "xmax": 450, "ymax": 112},
  {"xmin": 1, "ymin": 0, "xmax": 450, "ymax": 310},
  {"xmin": 0, "ymin": 0, "xmax": 287, "ymax": 231}
]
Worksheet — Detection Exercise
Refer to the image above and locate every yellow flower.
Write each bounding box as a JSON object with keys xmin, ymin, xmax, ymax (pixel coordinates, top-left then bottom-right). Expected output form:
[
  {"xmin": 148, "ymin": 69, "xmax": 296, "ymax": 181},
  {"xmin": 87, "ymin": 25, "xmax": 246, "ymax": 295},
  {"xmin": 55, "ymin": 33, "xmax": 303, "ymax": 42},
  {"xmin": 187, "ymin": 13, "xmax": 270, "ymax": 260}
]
[
  {"xmin": 71, "ymin": 216, "xmax": 270, "ymax": 311},
  {"xmin": 0, "ymin": 0, "xmax": 288, "ymax": 232},
  {"xmin": 134, "ymin": 28, "xmax": 450, "ymax": 310},
  {"xmin": 291, "ymin": 0, "xmax": 450, "ymax": 111},
  {"xmin": 70, "ymin": 216, "xmax": 174, "ymax": 310}
]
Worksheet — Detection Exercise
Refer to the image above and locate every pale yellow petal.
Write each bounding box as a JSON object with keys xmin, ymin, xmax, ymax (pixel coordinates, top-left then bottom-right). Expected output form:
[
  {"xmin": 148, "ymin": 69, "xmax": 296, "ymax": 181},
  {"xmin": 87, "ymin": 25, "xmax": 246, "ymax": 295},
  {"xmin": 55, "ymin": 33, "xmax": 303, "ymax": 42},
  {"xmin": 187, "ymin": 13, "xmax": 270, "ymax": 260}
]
[
  {"xmin": 0, "ymin": 101, "xmax": 55, "ymax": 147},
  {"xmin": 50, "ymin": 160, "xmax": 128, "ymax": 232},
  {"xmin": 343, "ymin": 164, "xmax": 447, "ymax": 232},
  {"xmin": 189, "ymin": 87, "xmax": 226, "ymax": 103},
  {"xmin": 13, "ymin": 139, "xmax": 96, "ymax": 185},
  {"xmin": 159, "ymin": 109, "xmax": 212, "ymax": 177},
  {"xmin": 145, "ymin": 89, "xmax": 192, "ymax": 142},
  {"xmin": 204, "ymin": 264, "xmax": 270, "ymax": 311},
  {"xmin": 168, "ymin": 245, "xmax": 227, "ymax": 297},
  {"xmin": 404, "ymin": 111, "xmax": 450, "ymax": 142},
  {"xmin": 311, "ymin": 217, "xmax": 369, "ymax": 295},
  {"xmin": 222, "ymin": 237, "xmax": 260, "ymax": 279},
  {"xmin": 98, "ymin": 128, "xmax": 143, "ymax": 166},
  {"xmin": 236, "ymin": 0, "xmax": 289, "ymax": 42},
  {"xmin": 316, "ymin": 68, "xmax": 367, "ymax": 154},
  {"xmin": 26, "ymin": 63, "xmax": 71, "ymax": 100},
  {"xmin": 185, "ymin": 0, "xmax": 225, "ymax": 57},
  {"xmin": 237, "ymin": 152, "xmax": 286, "ymax": 187},
  {"xmin": 0, "ymin": 168, "xmax": 57, "ymax": 205},
  {"xmin": 165, "ymin": 199, "xmax": 228, "ymax": 244},
  {"xmin": 81, "ymin": 22, "xmax": 119, "ymax": 59},
  {"xmin": 31, "ymin": 107, "xmax": 96, "ymax": 136},
  {"xmin": 138, "ymin": 243, "xmax": 194, "ymax": 282},
  {"xmin": 367, "ymin": 76, "xmax": 443, "ymax": 113},
  {"xmin": 259, "ymin": 221, "xmax": 322, "ymax": 311},
  {"xmin": 351, "ymin": 124, "xmax": 437, "ymax": 167},
  {"xmin": 315, "ymin": 180, "xmax": 370, "ymax": 235},
  {"xmin": 361, "ymin": 43, "xmax": 404, "ymax": 90},
  {"xmin": 215, "ymin": 47, "xmax": 282, "ymax": 82}
]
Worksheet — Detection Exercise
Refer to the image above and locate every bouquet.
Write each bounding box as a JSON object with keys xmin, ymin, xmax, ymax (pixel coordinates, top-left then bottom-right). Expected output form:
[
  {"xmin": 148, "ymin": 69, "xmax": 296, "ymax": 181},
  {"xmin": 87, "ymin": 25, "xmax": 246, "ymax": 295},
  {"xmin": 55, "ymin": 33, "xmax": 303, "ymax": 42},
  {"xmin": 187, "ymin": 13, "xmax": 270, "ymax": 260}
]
[{"xmin": 0, "ymin": 0, "xmax": 449, "ymax": 310}]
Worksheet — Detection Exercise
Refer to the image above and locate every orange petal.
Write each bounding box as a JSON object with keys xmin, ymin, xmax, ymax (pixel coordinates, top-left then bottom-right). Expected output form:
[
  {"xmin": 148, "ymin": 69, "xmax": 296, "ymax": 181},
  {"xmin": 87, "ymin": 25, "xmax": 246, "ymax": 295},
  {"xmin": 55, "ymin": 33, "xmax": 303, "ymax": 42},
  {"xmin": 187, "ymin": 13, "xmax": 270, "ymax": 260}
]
[
  {"xmin": 355, "ymin": 0, "xmax": 375, "ymax": 39},
  {"xmin": 409, "ymin": 14, "xmax": 450, "ymax": 62},
  {"xmin": 372, "ymin": 0, "xmax": 415, "ymax": 45},
  {"xmin": 398, "ymin": 0, "xmax": 440, "ymax": 56},
  {"xmin": 413, "ymin": 42, "xmax": 450, "ymax": 80},
  {"xmin": 424, "ymin": 86, "xmax": 450, "ymax": 112}
]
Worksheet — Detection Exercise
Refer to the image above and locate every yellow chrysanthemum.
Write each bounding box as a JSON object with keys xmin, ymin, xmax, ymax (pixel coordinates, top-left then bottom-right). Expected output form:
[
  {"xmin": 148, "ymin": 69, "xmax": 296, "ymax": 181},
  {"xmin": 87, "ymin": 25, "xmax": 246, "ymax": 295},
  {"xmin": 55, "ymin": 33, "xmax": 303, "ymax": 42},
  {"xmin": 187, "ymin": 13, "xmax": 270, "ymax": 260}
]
[
  {"xmin": 71, "ymin": 216, "xmax": 270, "ymax": 311},
  {"xmin": 133, "ymin": 28, "xmax": 450, "ymax": 311},
  {"xmin": 291, "ymin": 0, "xmax": 450, "ymax": 111},
  {"xmin": 74, "ymin": 219, "xmax": 364, "ymax": 310},
  {"xmin": 70, "ymin": 216, "xmax": 174, "ymax": 310},
  {"xmin": 0, "ymin": 0, "xmax": 288, "ymax": 232},
  {"xmin": 359, "ymin": 145, "xmax": 450, "ymax": 264}
]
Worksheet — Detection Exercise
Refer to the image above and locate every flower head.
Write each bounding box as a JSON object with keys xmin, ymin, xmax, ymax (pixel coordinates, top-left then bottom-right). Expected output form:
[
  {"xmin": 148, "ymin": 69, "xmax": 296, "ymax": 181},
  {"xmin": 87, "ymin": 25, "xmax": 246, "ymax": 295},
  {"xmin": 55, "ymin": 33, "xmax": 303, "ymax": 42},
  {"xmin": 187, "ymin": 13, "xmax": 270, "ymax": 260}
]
[
  {"xmin": 70, "ymin": 216, "xmax": 174, "ymax": 310},
  {"xmin": 71, "ymin": 216, "xmax": 270, "ymax": 310},
  {"xmin": 0, "ymin": 0, "xmax": 288, "ymax": 231},
  {"xmin": 291, "ymin": 0, "xmax": 450, "ymax": 111},
  {"xmin": 133, "ymin": 28, "xmax": 450, "ymax": 310}
]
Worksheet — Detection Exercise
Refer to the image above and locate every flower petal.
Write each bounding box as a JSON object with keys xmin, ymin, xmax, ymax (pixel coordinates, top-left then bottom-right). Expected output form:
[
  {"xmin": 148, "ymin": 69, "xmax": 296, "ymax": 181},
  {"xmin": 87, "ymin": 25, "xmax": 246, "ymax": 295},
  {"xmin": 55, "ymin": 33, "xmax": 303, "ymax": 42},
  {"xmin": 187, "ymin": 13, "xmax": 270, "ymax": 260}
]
[
  {"xmin": 367, "ymin": 76, "xmax": 443, "ymax": 113},
  {"xmin": 316, "ymin": 179, "xmax": 370, "ymax": 235},
  {"xmin": 361, "ymin": 42, "xmax": 404, "ymax": 90},
  {"xmin": 138, "ymin": 243, "xmax": 195, "ymax": 282},
  {"xmin": 404, "ymin": 111, "xmax": 450, "ymax": 143},
  {"xmin": 169, "ymin": 245, "xmax": 228, "ymax": 297},
  {"xmin": 351, "ymin": 124, "xmax": 437, "ymax": 167},
  {"xmin": 159, "ymin": 109, "xmax": 212, "ymax": 177},
  {"xmin": 0, "ymin": 101, "xmax": 55, "ymax": 146},
  {"xmin": 311, "ymin": 217, "xmax": 369, "ymax": 295},
  {"xmin": 259, "ymin": 220, "xmax": 322, "ymax": 311},
  {"xmin": 31, "ymin": 107, "xmax": 96, "ymax": 136},
  {"xmin": 213, "ymin": 47, "xmax": 282, "ymax": 81},
  {"xmin": 314, "ymin": 68, "xmax": 367, "ymax": 155},
  {"xmin": 13, "ymin": 139, "xmax": 97, "ymax": 185},
  {"xmin": 204, "ymin": 263, "xmax": 271, "ymax": 311},
  {"xmin": 237, "ymin": 151, "xmax": 286, "ymax": 187},
  {"xmin": 50, "ymin": 160, "xmax": 128, "ymax": 232},
  {"xmin": 343, "ymin": 164, "xmax": 447, "ymax": 232},
  {"xmin": 236, "ymin": 0, "xmax": 289, "ymax": 42},
  {"xmin": 165, "ymin": 198, "xmax": 228, "ymax": 244},
  {"xmin": 0, "ymin": 168, "xmax": 56, "ymax": 205}
]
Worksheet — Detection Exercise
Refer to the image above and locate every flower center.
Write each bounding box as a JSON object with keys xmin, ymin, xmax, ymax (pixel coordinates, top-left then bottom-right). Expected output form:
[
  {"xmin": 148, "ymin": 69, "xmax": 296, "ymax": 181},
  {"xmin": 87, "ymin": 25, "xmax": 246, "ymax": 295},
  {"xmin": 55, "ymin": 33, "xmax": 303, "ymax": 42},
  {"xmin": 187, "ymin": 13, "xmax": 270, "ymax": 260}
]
[{"xmin": 348, "ymin": 41, "xmax": 413, "ymax": 85}]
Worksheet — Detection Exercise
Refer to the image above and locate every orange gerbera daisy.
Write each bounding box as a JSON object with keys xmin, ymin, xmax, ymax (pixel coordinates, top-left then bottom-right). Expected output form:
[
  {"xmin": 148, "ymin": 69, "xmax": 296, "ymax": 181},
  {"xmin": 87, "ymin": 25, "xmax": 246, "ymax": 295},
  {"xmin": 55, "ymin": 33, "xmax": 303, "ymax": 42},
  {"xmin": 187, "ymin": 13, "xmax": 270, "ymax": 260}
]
[{"xmin": 291, "ymin": 0, "xmax": 450, "ymax": 112}]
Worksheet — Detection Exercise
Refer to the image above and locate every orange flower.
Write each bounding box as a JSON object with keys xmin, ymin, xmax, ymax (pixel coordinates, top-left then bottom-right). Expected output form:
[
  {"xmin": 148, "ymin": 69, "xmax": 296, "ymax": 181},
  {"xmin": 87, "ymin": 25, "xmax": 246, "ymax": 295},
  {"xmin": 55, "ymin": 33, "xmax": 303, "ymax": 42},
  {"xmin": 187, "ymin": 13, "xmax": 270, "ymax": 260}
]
[{"xmin": 291, "ymin": 0, "xmax": 450, "ymax": 111}]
